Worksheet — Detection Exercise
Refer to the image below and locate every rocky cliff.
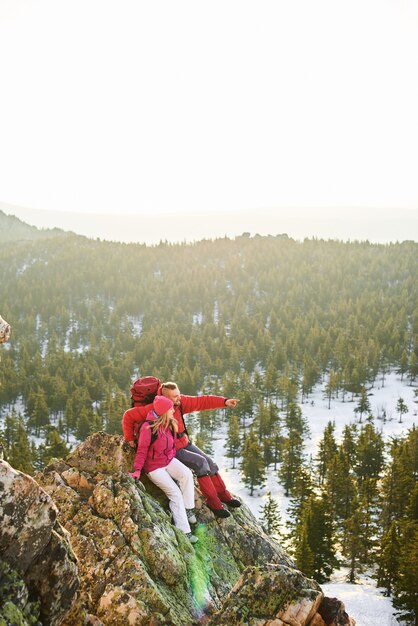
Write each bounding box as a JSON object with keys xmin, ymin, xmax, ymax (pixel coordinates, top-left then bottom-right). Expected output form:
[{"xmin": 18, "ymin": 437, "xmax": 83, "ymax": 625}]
[
  {"xmin": 0, "ymin": 315, "xmax": 11, "ymax": 344},
  {"xmin": 0, "ymin": 459, "xmax": 78, "ymax": 625},
  {"xmin": 1, "ymin": 432, "xmax": 355, "ymax": 626}
]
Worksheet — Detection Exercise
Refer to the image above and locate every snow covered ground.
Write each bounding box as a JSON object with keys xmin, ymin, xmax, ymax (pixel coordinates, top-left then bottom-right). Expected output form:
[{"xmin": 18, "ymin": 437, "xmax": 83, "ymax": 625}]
[
  {"xmin": 214, "ymin": 372, "xmax": 417, "ymax": 520},
  {"xmin": 210, "ymin": 372, "xmax": 417, "ymax": 626},
  {"xmin": 322, "ymin": 573, "xmax": 401, "ymax": 626}
]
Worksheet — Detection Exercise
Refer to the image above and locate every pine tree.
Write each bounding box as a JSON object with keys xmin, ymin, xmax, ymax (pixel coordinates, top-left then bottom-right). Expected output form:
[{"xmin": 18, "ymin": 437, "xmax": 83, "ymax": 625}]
[
  {"xmin": 280, "ymin": 402, "xmax": 308, "ymax": 497},
  {"xmin": 2, "ymin": 411, "xmax": 19, "ymax": 448},
  {"xmin": 378, "ymin": 429, "xmax": 418, "ymax": 624},
  {"xmin": 379, "ymin": 436, "xmax": 411, "ymax": 530},
  {"xmin": 294, "ymin": 524, "xmax": 315, "ymax": 578},
  {"xmin": 344, "ymin": 494, "xmax": 364, "ymax": 583},
  {"xmin": 326, "ymin": 447, "xmax": 357, "ymax": 546},
  {"xmin": 393, "ymin": 522, "xmax": 418, "ymax": 625},
  {"xmin": 358, "ymin": 477, "xmax": 380, "ymax": 565},
  {"xmin": 396, "ymin": 397, "xmax": 408, "ymax": 424},
  {"xmin": 354, "ymin": 386, "xmax": 371, "ymax": 423},
  {"xmin": 294, "ymin": 493, "xmax": 338, "ymax": 583},
  {"xmin": 63, "ymin": 396, "xmax": 76, "ymax": 442},
  {"xmin": 377, "ymin": 520, "xmax": 401, "ymax": 596},
  {"xmin": 7, "ymin": 421, "xmax": 34, "ymax": 475},
  {"xmin": 409, "ymin": 352, "xmax": 418, "ymax": 385},
  {"xmin": 226, "ymin": 414, "xmax": 241, "ymax": 469},
  {"xmin": 324, "ymin": 370, "xmax": 339, "ymax": 409},
  {"xmin": 40, "ymin": 427, "xmax": 70, "ymax": 467},
  {"xmin": 399, "ymin": 349, "xmax": 409, "ymax": 381},
  {"xmin": 194, "ymin": 430, "xmax": 214, "ymax": 456},
  {"xmin": 76, "ymin": 407, "xmax": 96, "ymax": 441},
  {"xmin": 355, "ymin": 423, "xmax": 384, "ymax": 485},
  {"xmin": 259, "ymin": 491, "xmax": 282, "ymax": 537},
  {"xmin": 253, "ymin": 400, "xmax": 271, "ymax": 443},
  {"xmin": 27, "ymin": 388, "xmax": 50, "ymax": 436},
  {"xmin": 287, "ymin": 464, "xmax": 314, "ymax": 538},
  {"xmin": 316, "ymin": 421, "xmax": 338, "ymax": 485},
  {"xmin": 301, "ymin": 353, "xmax": 320, "ymax": 402},
  {"xmin": 269, "ymin": 418, "xmax": 283, "ymax": 470},
  {"xmin": 241, "ymin": 426, "xmax": 265, "ymax": 496}
]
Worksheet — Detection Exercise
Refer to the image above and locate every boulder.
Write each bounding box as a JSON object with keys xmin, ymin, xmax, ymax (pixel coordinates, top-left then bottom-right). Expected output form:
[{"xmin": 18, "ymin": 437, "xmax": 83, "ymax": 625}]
[
  {"xmin": 0, "ymin": 315, "xmax": 11, "ymax": 344},
  {"xmin": 0, "ymin": 459, "xmax": 79, "ymax": 625}
]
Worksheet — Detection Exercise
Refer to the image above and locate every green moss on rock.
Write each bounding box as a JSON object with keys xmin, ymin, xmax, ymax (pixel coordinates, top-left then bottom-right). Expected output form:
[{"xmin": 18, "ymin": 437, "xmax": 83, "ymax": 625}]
[{"xmin": 0, "ymin": 561, "xmax": 41, "ymax": 626}]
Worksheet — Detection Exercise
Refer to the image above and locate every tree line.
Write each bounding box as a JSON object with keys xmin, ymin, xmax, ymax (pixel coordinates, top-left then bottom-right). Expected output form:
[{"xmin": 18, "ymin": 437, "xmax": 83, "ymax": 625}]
[{"xmin": 1, "ymin": 233, "xmax": 417, "ymax": 447}]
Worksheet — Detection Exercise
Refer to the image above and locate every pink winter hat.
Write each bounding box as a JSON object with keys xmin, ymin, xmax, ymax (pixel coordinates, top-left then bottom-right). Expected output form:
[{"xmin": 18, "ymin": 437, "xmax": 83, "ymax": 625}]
[{"xmin": 153, "ymin": 395, "xmax": 174, "ymax": 416}]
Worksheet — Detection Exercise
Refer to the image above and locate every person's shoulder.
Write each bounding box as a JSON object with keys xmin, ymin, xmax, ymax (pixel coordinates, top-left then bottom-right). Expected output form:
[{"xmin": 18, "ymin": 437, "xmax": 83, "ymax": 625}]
[
  {"xmin": 138, "ymin": 420, "xmax": 153, "ymax": 437},
  {"xmin": 123, "ymin": 405, "xmax": 149, "ymax": 418},
  {"xmin": 179, "ymin": 394, "xmax": 196, "ymax": 406}
]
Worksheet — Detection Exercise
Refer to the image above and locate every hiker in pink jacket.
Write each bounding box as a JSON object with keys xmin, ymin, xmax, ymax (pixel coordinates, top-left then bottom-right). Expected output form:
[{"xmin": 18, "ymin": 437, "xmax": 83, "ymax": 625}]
[{"xmin": 129, "ymin": 395, "xmax": 198, "ymax": 543}]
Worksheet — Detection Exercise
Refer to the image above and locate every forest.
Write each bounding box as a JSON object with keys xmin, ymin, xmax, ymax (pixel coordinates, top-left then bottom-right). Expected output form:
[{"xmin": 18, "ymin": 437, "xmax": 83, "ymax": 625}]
[{"xmin": 0, "ymin": 224, "xmax": 417, "ymax": 623}]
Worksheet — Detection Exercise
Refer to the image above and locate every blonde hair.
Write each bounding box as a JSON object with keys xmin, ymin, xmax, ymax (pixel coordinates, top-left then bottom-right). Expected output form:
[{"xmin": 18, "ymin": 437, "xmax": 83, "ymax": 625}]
[
  {"xmin": 150, "ymin": 411, "xmax": 178, "ymax": 435},
  {"xmin": 161, "ymin": 381, "xmax": 178, "ymax": 391}
]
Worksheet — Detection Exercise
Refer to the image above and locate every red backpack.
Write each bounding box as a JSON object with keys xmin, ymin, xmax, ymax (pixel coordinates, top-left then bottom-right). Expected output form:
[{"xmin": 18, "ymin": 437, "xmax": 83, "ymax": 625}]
[{"xmin": 130, "ymin": 376, "xmax": 161, "ymax": 407}]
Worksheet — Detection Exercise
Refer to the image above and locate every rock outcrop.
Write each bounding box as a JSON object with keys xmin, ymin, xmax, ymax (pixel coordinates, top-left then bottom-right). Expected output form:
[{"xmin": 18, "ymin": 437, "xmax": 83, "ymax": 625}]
[
  {"xmin": 0, "ymin": 315, "xmax": 11, "ymax": 344},
  {"xmin": 209, "ymin": 564, "xmax": 355, "ymax": 626},
  {"xmin": 29, "ymin": 431, "xmax": 355, "ymax": 626},
  {"xmin": 0, "ymin": 459, "xmax": 79, "ymax": 625}
]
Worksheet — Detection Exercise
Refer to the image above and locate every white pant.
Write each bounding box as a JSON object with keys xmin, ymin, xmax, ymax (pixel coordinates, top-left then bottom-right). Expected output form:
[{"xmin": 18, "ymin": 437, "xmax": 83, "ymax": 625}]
[{"xmin": 147, "ymin": 458, "xmax": 195, "ymax": 533}]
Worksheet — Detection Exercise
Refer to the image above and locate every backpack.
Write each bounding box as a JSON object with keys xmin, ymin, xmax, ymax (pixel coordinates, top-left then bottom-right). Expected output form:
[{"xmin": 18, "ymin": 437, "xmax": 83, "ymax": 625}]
[
  {"xmin": 138, "ymin": 420, "xmax": 176, "ymax": 448},
  {"xmin": 130, "ymin": 376, "xmax": 161, "ymax": 406}
]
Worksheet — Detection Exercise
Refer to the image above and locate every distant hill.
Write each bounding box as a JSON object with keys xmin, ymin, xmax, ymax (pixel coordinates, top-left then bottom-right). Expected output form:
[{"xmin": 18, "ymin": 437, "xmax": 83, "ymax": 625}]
[{"xmin": 0, "ymin": 210, "xmax": 67, "ymax": 242}]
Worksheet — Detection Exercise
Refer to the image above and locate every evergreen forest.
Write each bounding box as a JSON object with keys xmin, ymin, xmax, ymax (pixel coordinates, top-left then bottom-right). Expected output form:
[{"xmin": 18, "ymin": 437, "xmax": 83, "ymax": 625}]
[{"xmin": 0, "ymin": 219, "xmax": 417, "ymax": 623}]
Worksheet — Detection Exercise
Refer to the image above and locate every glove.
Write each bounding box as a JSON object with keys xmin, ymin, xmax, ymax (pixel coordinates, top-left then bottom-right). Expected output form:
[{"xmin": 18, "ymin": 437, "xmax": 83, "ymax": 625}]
[{"xmin": 129, "ymin": 470, "xmax": 141, "ymax": 480}]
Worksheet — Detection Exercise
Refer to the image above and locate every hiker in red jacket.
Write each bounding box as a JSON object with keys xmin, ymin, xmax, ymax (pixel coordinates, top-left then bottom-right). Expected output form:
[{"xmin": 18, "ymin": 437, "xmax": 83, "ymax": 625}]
[
  {"xmin": 123, "ymin": 381, "xmax": 241, "ymax": 518},
  {"xmin": 129, "ymin": 395, "xmax": 198, "ymax": 543}
]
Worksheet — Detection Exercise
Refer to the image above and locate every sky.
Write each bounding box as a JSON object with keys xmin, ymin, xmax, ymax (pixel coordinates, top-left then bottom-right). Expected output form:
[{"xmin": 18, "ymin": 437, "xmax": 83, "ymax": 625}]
[{"xmin": 1, "ymin": 0, "xmax": 418, "ymax": 241}]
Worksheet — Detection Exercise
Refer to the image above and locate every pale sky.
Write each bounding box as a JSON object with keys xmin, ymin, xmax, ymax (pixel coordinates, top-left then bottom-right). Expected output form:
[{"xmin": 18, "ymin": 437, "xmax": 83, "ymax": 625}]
[{"xmin": 1, "ymin": 0, "xmax": 418, "ymax": 219}]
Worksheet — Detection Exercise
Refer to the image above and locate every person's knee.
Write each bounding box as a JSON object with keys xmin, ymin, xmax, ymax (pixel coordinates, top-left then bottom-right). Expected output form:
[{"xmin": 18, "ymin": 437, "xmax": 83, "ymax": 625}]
[
  {"xmin": 195, "ymin": 458, "xmax": 211, "ymax": 477},
  {"xmin": 210, "ymin": 462, "xmax": 219, "ymax": 474},
  {"xmin": 165, "ymin": 484, "xmax": 182, "ymax": 499},
  {"xmin": 177, "ymin": 464, "xmax": 193, "ymax": 482}
]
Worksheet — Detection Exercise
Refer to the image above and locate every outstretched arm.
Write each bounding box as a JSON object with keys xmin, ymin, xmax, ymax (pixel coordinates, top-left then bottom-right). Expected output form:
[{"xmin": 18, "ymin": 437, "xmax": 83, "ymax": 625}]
[{"xmin": 181, "ymin": 394, "xmax": 239, "ymax": 414}]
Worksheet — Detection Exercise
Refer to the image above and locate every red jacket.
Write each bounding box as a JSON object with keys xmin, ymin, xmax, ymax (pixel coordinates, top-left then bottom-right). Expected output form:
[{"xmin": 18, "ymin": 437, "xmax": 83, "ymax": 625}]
[
  {"xmin": 122, "ymin": 394, "xmax": 227, "ymax": 450},
  {"xmin": 133, "ymin": 416, "xmax": 177, "ymax": 473}
]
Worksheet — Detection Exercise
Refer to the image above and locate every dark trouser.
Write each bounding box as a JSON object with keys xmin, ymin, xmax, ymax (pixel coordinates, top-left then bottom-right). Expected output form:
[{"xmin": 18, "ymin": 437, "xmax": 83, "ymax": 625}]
[
  {"xmin": 176, "ymin": 443, "xmax": 233, "ymax": 509},
  {"xmin": 175, "ymin": 443, "xmax": 219, "ymax": 478}
]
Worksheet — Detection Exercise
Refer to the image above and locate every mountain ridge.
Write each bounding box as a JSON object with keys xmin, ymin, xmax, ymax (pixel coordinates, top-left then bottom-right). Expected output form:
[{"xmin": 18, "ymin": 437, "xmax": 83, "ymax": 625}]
[{"xmin": 0, "ymin": 209, "xmax": 68, "ymax": 243}]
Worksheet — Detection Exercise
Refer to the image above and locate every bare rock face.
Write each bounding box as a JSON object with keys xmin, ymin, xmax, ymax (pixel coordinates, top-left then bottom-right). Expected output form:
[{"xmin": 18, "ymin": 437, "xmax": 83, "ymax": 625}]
[
  {"xmin": 0, "ymin": 315, "xmax": 11, "ymax": 344},
  {"xmin": 317, "ymin": 597, "xmax": 356, "ymax": 626},
  {"xmin": 207, "ymin": 563, "xmax": 323, "ymax": 626},
  {"xmin": 207, "ymin": 564, "xmax": 355, "ymax": 626},
  {"xmin": 34, "ymin": 432, "xmax": 355, "ymax": 626},
  {"xmin": 0, "ymin": 459, "xmax": 79, "ymax": 625}
]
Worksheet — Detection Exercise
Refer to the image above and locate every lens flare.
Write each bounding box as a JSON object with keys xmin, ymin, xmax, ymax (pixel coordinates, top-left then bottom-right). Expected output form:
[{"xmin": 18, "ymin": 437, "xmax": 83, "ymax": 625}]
[{"xmin": 189, "ymin": 523, "xmax": 211, "ymax": 610}]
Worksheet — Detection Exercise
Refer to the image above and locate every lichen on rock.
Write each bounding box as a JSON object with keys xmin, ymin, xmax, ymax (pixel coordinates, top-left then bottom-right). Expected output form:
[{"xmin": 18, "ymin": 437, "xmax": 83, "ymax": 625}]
[
  {"xmin": 0, "ymin": 460, "xmax": 78, "ymax": 625},
  {"xmin": 207, "ymin": 563, "xmax": 323, "ymax": 625}
]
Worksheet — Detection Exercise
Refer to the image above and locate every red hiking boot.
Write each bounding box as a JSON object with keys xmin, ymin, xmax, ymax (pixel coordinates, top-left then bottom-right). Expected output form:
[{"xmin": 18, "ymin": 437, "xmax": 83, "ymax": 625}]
[
  {"xmin": 210, "ymin": 473, "xmax": 242, "ymax": 507},
  {"xmin": 197, "ymin": 475, "xmax": 231, "ymax": 518}
]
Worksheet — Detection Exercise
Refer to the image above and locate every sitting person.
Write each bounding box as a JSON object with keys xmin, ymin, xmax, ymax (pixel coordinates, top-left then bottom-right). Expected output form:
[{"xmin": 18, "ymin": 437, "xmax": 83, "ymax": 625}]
[
  {"xmin": 123, "ymin": 380, "xmax": 241, "ymax": 518},
  {"xmin": 128, "ymin": 395, "xmax": 198, "ymax": 544}
]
